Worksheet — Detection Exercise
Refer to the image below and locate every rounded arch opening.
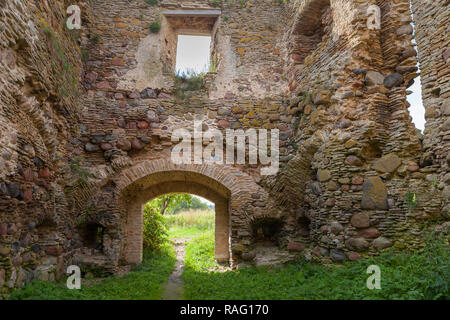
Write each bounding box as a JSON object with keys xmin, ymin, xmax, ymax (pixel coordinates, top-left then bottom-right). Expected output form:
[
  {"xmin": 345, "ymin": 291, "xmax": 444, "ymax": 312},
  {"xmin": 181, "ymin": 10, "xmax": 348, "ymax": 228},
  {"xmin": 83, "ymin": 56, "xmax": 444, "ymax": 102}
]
[{"xmin": 120, "ymin": 170, "xmax": 231, "ymax": 265}]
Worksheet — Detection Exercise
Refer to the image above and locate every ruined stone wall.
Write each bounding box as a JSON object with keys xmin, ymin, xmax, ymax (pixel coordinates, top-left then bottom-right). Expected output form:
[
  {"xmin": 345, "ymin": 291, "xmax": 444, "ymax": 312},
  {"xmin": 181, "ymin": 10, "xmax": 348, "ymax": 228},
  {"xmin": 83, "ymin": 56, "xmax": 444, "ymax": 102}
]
[
  {"xmin": 411, "ymin": 0, "xmax": 449, "ymax": 216},
  {"xmin": 266, "ymin": 0, "xmax": 447, "ymax": 263},
  {"xmin": 75, "ymin": 0, "xmax": 295, "ymax": 269},
  {"xmin": 0, "ymin": 0, "xmax": 448, "ymax": 296},
  {"xmin": 0, "ymin": 0, "xmax": 89, "ymax": 296},
  {"xmin": 84, "ymin": 0, "xmax": 288, "ymax": 97}
]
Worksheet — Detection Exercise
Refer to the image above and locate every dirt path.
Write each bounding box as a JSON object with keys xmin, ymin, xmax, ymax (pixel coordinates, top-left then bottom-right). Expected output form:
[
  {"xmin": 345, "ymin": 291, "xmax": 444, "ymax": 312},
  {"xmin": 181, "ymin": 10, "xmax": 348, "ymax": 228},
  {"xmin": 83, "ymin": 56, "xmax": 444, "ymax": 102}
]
[{"xmin": 161, "ymin": 238, "xmax": 190, "ymax": 300}]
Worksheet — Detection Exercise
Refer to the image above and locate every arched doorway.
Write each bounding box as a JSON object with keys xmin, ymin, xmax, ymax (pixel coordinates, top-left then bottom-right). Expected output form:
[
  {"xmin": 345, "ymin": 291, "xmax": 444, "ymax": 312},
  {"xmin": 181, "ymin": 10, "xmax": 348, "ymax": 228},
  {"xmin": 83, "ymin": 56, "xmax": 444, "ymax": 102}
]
[
  {"xmin": 114, "ymin": 160, "xmax": 270, "ymax": 268},
  {"xmin": 119, "ymin": 170, "xmax": 231, "ymax": 265}
]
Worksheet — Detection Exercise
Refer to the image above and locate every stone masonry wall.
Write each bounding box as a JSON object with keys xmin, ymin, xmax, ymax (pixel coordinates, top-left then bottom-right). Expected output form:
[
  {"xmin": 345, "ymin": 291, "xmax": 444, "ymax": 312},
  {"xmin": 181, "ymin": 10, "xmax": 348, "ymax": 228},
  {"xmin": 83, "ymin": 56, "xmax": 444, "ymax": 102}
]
[
  {"xmin": 75, "ymin": 0, "xmax": 295, "ymax": 269},
  {"xmin": 0, "ymin": 0, "xmax": 448, "ymax": 297},
  {"xmin": 411, "ymin": 0, "xmax": 450, "ymax": 216},
  {"xmin": 0, "ymin": 0, "xmax": 88, "ymax": 297},
  {"xmin": 265, "ymin": 0, "xmax": 447, "ymax": 262}
]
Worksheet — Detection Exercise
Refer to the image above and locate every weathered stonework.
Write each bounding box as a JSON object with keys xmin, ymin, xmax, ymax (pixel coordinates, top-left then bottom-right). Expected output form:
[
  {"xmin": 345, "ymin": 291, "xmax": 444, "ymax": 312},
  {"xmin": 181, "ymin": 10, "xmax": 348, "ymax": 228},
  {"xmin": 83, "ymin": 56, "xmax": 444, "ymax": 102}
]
[{"xmin": 0, "ymin": 0, "xmax": 448, "ymax": 297}]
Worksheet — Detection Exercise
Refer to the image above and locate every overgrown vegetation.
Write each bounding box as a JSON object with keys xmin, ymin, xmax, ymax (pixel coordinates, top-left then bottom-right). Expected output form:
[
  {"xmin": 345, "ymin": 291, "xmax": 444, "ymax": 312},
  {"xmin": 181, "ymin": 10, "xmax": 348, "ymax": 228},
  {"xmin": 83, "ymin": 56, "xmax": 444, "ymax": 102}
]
[
  {"xmin": 184, "ymin": 230, "xmax": 219, "ymax": 272},
  {"xmin": 166, "ymin": 209, "xmax": 215, "ymax": 238},
  {"xmin": 143, "ymin": 194, "xmax": 213, "ymax": 247},
  {"xmin": 147, "ymin": 193, "xmax": 194, "ymax": 216},
  {"xmin": 11, "ymin": 192, "xmax": 449, "ymax": 300},
  {"xmin": 9, "ymin": 246, "xmax": 176, "ymax": 300},
  {"xmin": 143, "ymin": 204, "xmax": 169, "ymax": 251},
  {"xmin": 41, "ymin": 23, "xmax": 80, "ymax": 100},
  {"xmin": 182, "ymin": 233, "xmax": 449, "ymax": 300},
  {"xmin": 174, "ymin": 69, "xmax": 206, "ymax": 100}
]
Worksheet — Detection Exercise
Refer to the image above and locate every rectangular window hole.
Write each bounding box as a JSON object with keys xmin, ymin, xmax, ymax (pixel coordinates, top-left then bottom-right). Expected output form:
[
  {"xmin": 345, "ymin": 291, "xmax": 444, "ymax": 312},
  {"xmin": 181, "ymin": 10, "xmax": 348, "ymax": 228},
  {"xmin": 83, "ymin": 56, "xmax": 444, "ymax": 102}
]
[{"xmin": 175, "ymin": 35, "xmax": 211, "ymax": 77}]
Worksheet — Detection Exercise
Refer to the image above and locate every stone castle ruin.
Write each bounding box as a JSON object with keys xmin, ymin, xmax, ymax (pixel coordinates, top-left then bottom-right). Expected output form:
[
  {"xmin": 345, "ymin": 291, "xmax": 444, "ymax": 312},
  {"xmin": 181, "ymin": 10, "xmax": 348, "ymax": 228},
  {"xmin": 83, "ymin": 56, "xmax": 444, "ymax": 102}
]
[{"xmin": 0, "ymin": 0, "xmax": 448, "ymax": 296}]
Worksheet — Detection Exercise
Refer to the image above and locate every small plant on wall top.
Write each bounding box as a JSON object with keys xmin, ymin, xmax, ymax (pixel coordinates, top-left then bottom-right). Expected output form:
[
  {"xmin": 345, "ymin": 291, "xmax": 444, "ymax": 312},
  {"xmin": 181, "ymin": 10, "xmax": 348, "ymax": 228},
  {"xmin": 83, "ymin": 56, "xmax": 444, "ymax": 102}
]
[
  {"xmin": 146, "ymin": 0, "xmax": 159, "ymax": 5},
  {"xmin": 174, "ymin": 69, "xmax": 206, "ymax": 101},
  {"xmin": 150, "ymin": 21, "xmax": 161, "ymax": 33}
]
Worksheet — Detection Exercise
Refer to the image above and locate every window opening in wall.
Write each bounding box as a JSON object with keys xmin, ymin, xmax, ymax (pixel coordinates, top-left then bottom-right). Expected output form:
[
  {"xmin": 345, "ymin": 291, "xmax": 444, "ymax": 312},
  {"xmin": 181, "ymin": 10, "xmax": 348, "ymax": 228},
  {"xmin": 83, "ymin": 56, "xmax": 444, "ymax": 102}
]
[
  {"xmin": 175, "ymin": 35, "xmax": 211, "ymax": 77},
  {"xmin": 406, "ymin": 0, "xmax": 426, "ymax": 132},
  {"xmin": 79, "ymin": 222, "xmax": 104, "ymax": 251}
]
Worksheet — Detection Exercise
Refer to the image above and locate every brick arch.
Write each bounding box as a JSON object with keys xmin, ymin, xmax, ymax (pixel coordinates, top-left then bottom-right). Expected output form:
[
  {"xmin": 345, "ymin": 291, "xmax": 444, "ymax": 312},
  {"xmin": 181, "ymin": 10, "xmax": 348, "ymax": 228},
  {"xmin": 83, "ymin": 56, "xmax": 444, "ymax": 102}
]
[
  {"xmin": 114, "ymin": 160, "xmax": 265, "ymax": 265},
  {"xmin": 115, "ymin": 159, "xmax": 257, "ymax": 200}
]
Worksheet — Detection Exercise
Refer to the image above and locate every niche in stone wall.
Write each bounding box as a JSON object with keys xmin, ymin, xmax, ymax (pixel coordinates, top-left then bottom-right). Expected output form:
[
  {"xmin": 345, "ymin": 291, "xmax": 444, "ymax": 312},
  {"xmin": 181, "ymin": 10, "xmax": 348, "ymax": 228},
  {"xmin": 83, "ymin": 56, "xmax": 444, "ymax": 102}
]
[
  {"xmin": 360, "ymin": 140, "xmax": 382, "ymax": 161},
  {"xmin": 297, "ymin": 216, "xmax": 311, "ymax": 237},
  {"xmin": 295, "ymin": 207, "xmax": 311, "ymax": 237},
  {"xmin": 37, "ymin": 219, "xmax": 58, "ymax": 243},
  {"xmin": 36, "ymin": 218, "xmax": 60, "ymax": 255},
  {"xmin": 77, "ymin": 222, "xmax": 104, "ymax": 252},
  {"xmin": 251, "ymin": 217, "xmax": 284, "ymax": 247},
  {"xmin": 289, "ymin": 0, "xmax": 332, "ymax": 65}
]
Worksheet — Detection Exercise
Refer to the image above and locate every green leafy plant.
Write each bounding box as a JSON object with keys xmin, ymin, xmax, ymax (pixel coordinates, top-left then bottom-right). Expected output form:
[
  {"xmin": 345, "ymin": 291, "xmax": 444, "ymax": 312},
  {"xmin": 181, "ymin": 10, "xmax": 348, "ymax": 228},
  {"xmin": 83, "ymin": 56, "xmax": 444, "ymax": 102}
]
[
  {"xmin": 405, "ymin": 191, "xmax": 418, "ymax": 212},
  {"xmin": 183, "ymin": 230, "xmax": 219, "ymax": 272},
  {"xmin": 146, "ymin": 0, "xmax": 159, "ymax": 5},
  {"xmin": 142, "ymin": 204, "xmax": 169, "ymax": 251},
  {"xmin": 146, "ymin": 193, "xmax": 194, "ymax": 216},
  {"xmin": 173, "ymin": 196, "xmax": 212, "ymax": 213},
  {"xmin": 149, "ymin": 22, "xmax": 161, "ymax": 33}
]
